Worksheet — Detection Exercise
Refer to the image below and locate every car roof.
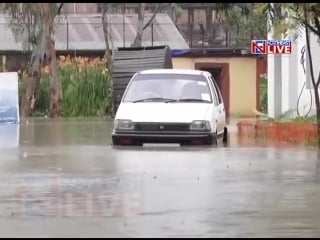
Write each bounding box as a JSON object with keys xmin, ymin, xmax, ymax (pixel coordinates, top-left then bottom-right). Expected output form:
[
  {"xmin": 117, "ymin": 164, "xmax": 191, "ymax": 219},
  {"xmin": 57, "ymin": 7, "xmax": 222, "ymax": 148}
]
[{"xmin": 137, "ymin": 69, "xmax": 208, "ymax": 76}]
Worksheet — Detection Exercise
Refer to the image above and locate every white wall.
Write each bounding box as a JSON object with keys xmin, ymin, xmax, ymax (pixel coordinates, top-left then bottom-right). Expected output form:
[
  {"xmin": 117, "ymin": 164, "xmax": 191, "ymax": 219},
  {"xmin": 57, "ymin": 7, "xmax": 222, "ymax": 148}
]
[{"xmin": 268, "ymin": 25, "xmax": 320, "ymax": 118}]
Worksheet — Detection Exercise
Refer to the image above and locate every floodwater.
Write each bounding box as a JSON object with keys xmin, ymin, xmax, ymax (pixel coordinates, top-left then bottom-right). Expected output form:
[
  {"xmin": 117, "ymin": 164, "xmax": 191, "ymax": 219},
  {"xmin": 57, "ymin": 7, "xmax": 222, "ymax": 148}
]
[{"xmin": 0, "ymin": 119, "xmax": 320, "ymax": 237}]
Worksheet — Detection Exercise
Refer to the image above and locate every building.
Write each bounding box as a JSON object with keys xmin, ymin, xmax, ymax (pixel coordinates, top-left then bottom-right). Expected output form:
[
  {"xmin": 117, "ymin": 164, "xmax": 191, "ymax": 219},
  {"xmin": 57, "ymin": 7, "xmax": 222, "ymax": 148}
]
[
  {"xmin": 62, "ymin": 3, "xmax": 99, "ymax": 14},
  {"xmin": 0, "ymin": 13, "xmax": 189, "ymax": 71},
  {"xmin": 61, "ymin": 3, "xmax": 231, "ymax": 48},
  {"xmin": 171, "ymin": 49, "xmax": 266, "ymax": 117},
  {"xmin": 267, "ymin": 13, "xmax": 320, "ymax": 119}
]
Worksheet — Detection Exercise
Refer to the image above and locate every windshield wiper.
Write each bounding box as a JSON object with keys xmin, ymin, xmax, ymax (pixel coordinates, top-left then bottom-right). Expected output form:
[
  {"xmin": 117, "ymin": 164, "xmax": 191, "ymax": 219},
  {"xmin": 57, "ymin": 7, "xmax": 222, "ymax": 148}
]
[
  {"xmin": 132, "ymin": 98, "xmax": 177, "ymax": 103},
  {"xmin": 178, "ymin": 98, "xmax": 211, "ymax": 103}
]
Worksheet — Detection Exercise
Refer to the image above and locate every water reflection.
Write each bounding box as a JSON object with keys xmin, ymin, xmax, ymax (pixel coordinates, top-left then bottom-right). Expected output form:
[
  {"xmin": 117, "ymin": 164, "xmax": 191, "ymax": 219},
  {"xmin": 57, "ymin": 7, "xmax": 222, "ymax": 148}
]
[
  {"xmin": 19, "ymin": 119, "xmax": 111, "ymax": 147},
  {"xmin": 0, "ymin": 123, "xmax": 19, "ymax": 148},
  {"xmin": 13, "ymin": 174, "xmax": 144, "ymax": 218},
  {"xmin": 0, "ymin": 119, "xmax": 320, "ymax": 237}
]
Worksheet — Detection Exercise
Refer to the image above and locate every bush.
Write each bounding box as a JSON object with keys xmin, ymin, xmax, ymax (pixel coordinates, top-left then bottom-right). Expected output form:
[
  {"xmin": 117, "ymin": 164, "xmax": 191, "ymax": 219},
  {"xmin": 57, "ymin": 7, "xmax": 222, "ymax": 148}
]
[
  {"xmin": 19, "ymin": 56, "xmax": 113, "ymax": 117},
  {"xmin": 260, "ymin": 73, "xmax": 267, "ymax": 113}
]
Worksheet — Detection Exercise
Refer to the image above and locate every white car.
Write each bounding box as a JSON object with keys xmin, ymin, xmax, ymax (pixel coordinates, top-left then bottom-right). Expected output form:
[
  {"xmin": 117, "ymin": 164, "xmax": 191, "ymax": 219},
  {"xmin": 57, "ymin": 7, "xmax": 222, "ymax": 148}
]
[{"xmin": 112, "ymin": 69, "xmax": 228, "ymax": 146}]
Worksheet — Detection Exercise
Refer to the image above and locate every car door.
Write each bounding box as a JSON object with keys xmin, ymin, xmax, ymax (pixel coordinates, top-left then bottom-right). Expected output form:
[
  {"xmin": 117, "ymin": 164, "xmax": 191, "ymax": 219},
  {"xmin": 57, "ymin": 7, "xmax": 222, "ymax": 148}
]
[{"xmin": 208, "ymin": 75, "xmax": 225, "ymax": 134}]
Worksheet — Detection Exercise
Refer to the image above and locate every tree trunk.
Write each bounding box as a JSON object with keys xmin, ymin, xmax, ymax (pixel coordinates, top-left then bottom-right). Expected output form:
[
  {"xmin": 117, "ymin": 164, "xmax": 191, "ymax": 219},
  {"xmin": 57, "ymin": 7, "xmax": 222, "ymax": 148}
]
[
  {"xmin": 40, "ymin": 3, "xmax": 60, "ymax": 118},
  {"xmin": 188, "ymin": 8, "xmax": 194, "ymax": 48},
  {"xmin": 101, "ymin": 3, "xmax": 112, "ymax": 71},
  {"xmin": 313, "ymin": 87, "xmax": 320, "ymax": 147},
  {"xmin": 142, "ymin": 3, "xmax": 160, "ymax": 31},
  {"xmin": 48, "ymin": 39, "xmax": 60, "ymax": 118},
  {"xmin": 20, "ymin": 54, "xmax": 42, "ymax": 118},
  {"xmin": 131, "ymin": 3, "xmax": 146, "ymax": 47},
  {"xmin": 225, "ymin": 28, "xmax": 229, "ymax": 47},
  {"xmin": 206, "ymin": 7, "xmax": 214, "ymax": 45},
  {"xmin": 167, "ymin": 3, "xmax": 174, "ymax": 21},
  {"xmin": 304, "ymin": 4, "xmax": 320, "ymax": 147}
]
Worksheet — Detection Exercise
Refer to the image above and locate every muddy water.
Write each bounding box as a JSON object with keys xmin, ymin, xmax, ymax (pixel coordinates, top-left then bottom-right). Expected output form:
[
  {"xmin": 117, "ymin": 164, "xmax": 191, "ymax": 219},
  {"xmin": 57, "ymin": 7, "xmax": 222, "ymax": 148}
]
[{"xmin": 0, "ymin": 119, "xmax": 320, "ymax": 237}]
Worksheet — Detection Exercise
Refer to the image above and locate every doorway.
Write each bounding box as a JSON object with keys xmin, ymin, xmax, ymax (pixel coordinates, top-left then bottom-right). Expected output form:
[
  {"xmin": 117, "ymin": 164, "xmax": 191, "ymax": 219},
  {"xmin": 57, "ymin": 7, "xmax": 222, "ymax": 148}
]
[{"xmin": 194, "ymin": 62, "xmax": 230, "ymax": 118}]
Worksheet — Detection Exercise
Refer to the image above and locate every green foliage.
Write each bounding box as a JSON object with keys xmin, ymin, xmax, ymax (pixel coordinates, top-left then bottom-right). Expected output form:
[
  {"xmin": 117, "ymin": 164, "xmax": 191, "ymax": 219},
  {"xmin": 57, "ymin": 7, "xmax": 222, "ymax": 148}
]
[
  {"xmin": 255, "ymin": 3, "xmax": 320, "ymax": 39},
  {"xmin": 273, "ymin": 108, "xmax": 317, "ymax": 123},
  {"xmin": 1, "ymin": 3, "xmax": 41, "ymax": 51},
  {"xmin": 260, "ymin": 73, "xmax": 268, "ymax": 113},
  {"xmin": 230, "ymin": 112, "xmax": 242, "ymax": 119},
  {"xmin": 171, "ymin": 3, "xmax": 183, "ymax": 19},
  {"xmin": 254, "ymin": 3, "xmax": 320, "ymax": 148},
  {"xmin": 19, "ymin": 57, "xmax": 114, "ymax": 118},
  {"xmin": 2, "ymin": 2, "xmax": 63, "ymax": 91},
  {"xmin": 292, "ymin": 115, "xmax": 317, "ymax": 123},
  {"xmin": 220, "ymin": 4, "xmax": 267, "ymax": 47},
  {"xmin": 59, "ymin": 65, "xmax": 113, "ymax": 118}
]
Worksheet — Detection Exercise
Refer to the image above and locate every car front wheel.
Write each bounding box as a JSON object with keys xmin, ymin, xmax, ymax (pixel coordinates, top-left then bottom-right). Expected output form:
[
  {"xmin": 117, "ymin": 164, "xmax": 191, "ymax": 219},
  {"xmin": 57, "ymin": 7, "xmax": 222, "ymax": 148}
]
[
  {"xmin": 211, "ymin": 132, "xmax": 218, "ymax": 145},
  {"xmin": 199, "ymin": 134, "xmax": 217, "ymax": 146}
]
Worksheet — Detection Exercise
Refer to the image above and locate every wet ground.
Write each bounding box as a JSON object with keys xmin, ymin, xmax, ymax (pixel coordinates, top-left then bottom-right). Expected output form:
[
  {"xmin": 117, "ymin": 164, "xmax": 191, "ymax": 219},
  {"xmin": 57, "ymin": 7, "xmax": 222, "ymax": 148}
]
[{"xmin": 1, "ymin": 119, "xmax": 320, "ymax": 237}]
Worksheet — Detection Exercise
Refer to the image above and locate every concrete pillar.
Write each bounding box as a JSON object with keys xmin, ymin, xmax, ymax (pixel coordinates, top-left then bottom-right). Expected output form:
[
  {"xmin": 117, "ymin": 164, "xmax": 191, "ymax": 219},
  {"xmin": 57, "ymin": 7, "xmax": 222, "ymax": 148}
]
[
  {"xmin": 288, "ymin": 36, "xmax": 298, "ymax": 111},
  {"xmin": 281, "ymin": 29, "xmax": 298, "ymax": 114},
  {"xmin": 267, "ymin": 3, "xmax": 282, "ymax": 118},
  {"xmin": 273, "ymin": 55, "xmax": 282, "ymax": 118}
]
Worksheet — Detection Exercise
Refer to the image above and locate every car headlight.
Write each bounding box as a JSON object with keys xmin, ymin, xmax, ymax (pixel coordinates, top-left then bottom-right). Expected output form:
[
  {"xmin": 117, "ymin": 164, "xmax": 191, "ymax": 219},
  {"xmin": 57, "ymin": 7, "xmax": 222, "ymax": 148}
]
[
  {"xmin": 190, "ymin": 120, "xmax": 211, "ymax": 131},
  {"xmin": 114, "ymin": 119, "xmax": 135, "ymax": 130}
]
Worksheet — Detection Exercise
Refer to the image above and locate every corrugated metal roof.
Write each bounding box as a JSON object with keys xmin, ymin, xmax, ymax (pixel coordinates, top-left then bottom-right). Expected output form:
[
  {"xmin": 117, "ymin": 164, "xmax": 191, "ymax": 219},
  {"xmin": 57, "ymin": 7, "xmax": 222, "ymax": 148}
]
[
  {"xmin": 0, "ymin": 13, "xmax": 189, "ymax": 51},
  {"xmin": 171, "ymin": 48, "xmax": 253, "ymax": 57}
]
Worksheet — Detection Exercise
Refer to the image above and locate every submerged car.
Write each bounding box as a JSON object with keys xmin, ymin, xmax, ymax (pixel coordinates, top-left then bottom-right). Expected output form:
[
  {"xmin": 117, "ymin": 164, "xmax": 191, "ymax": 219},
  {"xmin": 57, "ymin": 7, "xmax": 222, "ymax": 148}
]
[{"xmin": 112, "ymin": 69, "xmax": 228, "ymax": 146}]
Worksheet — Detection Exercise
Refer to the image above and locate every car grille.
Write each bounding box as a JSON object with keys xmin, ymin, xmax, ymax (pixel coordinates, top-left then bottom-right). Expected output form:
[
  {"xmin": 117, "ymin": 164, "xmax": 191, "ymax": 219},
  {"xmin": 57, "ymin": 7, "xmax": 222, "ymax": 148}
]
[{"xmin": 135, "ymin": 123, "xmax": 190, "ymax": 132}]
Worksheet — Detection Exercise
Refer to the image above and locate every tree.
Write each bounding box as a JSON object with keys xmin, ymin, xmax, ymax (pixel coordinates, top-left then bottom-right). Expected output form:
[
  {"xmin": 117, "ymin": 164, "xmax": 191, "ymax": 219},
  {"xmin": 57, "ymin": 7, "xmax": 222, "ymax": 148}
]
[
  {"xmin": 205, "ymin": 6, "xmax": 214, "ymax": 45},
  {"xmin": 131, "ymin": 3, "xmax": 146, "ymax": 47},
  {"xmin": 221, "ymin": 4, "xmax": 268, "ymax": 47},
  {"xmin": 256, "ymin": 3, "xmax": 320, "ymax": 147},
  {"xmin": 2, "ymin": 3, "xmax": 63, "ymax": 118},
  {"xmin": 179, "ymin": 3, "xmax": 251, "ymax": 47},
  {"xmin": 170, "ymin": 3, "xmax": 183, "ymax": 25},
  {"xmin": 100, "ymin": 3, "xmax": 113, "ymax": 71},
  {"xmin": 204, "ymin": 3, "xmax": 231, "ymax": 46},
  {"xmin": 40, "ymin": 3, "xmax": 63, "ymax": 118},
  {"xmin": 2, "ymin": 3, "xmax": 44, "ymax": 117},
  {"xmin": 131, "ymin": 3, "xmax": 163, "ymax": 47}
]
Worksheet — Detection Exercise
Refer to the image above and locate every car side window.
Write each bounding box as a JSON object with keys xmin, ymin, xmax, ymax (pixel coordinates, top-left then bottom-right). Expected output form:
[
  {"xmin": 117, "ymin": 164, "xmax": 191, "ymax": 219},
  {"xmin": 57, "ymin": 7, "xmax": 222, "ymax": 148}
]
[
  {"xmin": 209, "ymin": 76, "xmax": 223, "ymax": 104},
  {"xmin": 207, "ymin": 77, "xmax": 219, "ymax": 106}
]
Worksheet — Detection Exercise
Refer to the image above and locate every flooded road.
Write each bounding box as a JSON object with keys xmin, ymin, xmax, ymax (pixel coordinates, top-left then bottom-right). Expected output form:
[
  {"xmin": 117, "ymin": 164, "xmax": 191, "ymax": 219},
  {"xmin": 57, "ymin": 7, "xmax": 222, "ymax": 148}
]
[{"xmin": 1, "ymin": 119, "xmax": 320, "ymax": 237}]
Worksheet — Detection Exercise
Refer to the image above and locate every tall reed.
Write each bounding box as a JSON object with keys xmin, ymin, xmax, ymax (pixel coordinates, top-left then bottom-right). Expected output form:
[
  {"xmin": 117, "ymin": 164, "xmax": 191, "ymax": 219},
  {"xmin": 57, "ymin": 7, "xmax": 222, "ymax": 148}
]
[{"xmin": 19, "ymin": 55, "xmax": 113, "ymax": 117}]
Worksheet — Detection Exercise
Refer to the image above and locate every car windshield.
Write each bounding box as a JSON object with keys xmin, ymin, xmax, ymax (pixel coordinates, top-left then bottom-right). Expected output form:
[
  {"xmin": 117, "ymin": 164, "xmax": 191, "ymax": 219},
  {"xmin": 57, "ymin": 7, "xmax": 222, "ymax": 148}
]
[{"xmin": 123, "ymin": 73, "xmax": 212, "ymax": 103}]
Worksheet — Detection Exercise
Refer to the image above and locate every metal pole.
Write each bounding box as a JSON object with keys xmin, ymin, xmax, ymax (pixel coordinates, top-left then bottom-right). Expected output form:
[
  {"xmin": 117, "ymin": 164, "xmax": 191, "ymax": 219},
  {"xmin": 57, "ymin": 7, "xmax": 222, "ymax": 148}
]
[
  {"xmin": 188, "ymin": 8, "xmax": 194, "ymax": 48},
  {"xmin": 191, "ymin": 9, "xmax": 194, "ymax": 48},
  {"xmin": 67, "ymin": 18, "xmax": 69, "ymax": 50},
  {"xmin": 122, "ymin": 3, "xmax": 125, "ymax": 47},
  {"xmin": 151, "ymin": 21, "xmax": 154, "ymax": 46},
  {"xmin": 273, "ymin": 3, "xmax": 282, "ymax": 117},
  {"xmin": 188, "ymin": 9, "xmax": 191, "ymax": 48}
]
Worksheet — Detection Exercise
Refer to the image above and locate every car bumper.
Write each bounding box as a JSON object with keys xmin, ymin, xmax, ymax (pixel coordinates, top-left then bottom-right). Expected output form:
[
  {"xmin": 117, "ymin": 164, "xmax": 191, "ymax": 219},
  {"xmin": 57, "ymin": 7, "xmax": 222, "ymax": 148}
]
[{"xmin": 112, "ymin": 131, "xmax": 216, "ymax": 145}]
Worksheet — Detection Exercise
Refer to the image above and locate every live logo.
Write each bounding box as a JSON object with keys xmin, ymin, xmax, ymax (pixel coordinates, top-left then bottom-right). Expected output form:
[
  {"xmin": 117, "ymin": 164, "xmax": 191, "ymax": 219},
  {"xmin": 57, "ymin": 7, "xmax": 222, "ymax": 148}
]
[
  {"xmin": 251, "ymin": 40, "xmax": 292, "ymax": 54},
  {"xmin": 267, "ymin": 45, "xmax": 292, "ymax": 54}
]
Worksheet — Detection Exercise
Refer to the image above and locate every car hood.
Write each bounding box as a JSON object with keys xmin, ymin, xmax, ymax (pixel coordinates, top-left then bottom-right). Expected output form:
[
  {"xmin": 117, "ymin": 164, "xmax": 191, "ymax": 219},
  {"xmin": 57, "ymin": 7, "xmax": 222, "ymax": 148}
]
[{"xmin": 115, "ymin": 102, "xmax": 211, "ymax": 123}]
